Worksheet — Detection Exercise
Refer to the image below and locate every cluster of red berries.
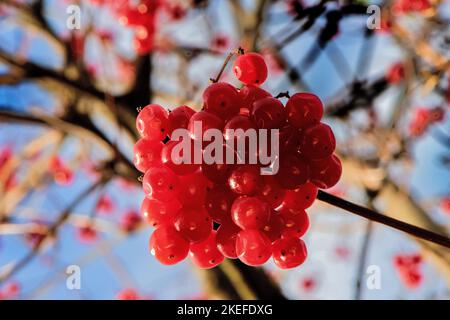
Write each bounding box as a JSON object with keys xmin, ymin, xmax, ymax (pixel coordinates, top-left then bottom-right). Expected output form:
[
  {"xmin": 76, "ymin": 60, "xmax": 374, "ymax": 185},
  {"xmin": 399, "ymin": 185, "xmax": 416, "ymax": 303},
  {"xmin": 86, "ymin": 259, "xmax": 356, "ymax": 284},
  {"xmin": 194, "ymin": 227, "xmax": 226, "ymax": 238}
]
[
  {"xmin": 394, "ymin": 253, "xmax": 423, "ymax": 289},
  {"xmin": 134, "ymin": 51, "xmax": 342, "ymax": 269},
  {"xmin": 0, "ymin": 282, "xmax": 20, "ymax": 300},
  {"xmin": 409, "ymin": 107, "xmax": 445, "ymax": 137}
]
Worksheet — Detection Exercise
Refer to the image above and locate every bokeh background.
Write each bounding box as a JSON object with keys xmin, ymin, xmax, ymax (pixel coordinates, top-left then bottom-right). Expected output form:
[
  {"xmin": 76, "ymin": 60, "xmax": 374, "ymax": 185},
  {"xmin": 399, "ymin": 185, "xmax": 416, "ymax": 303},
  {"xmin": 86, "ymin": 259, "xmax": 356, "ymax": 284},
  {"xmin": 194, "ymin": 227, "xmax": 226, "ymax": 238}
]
[{"xmin": 0, "ymin": 0, "xmax": 450, "ymax": 300}]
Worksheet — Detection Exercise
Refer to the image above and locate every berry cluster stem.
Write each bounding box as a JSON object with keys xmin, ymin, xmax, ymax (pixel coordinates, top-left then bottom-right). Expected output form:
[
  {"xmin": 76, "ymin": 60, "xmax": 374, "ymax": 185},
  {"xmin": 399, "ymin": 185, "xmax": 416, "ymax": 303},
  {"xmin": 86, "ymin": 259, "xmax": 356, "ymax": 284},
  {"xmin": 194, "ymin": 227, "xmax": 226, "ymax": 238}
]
[
  {"xmin": 210, "ymin": 47, "xmax": 244, "ymax": 83},
  {"xmin": 316, "ymin": 190, "xmax": 450, "ymax": 249}
]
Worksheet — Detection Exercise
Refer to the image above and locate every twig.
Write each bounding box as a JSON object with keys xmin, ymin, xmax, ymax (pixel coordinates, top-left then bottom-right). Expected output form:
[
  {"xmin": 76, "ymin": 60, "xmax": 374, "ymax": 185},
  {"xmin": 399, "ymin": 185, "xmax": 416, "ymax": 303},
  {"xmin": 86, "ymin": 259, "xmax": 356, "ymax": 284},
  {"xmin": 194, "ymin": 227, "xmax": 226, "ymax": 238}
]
[
  {"xmin": 210, "ymin": 48, "xmax": 241, "ymax": 83},
  {"xmin": 317, "ymin": 190, "xmax": 450, "ymax": 249}
]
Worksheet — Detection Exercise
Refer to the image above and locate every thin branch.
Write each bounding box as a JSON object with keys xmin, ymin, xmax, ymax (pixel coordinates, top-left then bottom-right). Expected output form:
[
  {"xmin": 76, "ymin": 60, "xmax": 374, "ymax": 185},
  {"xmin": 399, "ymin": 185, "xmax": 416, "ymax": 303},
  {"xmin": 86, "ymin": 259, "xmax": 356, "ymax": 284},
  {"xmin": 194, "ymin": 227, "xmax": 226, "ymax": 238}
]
[{"xmin": 317, "ymin": 190, "xmax": 450, "ymax": 249}]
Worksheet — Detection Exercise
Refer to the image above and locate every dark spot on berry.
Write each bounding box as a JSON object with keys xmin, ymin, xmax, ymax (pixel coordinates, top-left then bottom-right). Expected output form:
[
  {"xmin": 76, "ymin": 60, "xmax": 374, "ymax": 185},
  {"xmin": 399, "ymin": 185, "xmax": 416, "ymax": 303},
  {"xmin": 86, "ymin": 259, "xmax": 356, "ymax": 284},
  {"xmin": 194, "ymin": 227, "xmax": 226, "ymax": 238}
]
[
  {"xmin": 169, "ymin": 186, "xmax": 173, "ymax": 190},
  {"xmin": 169, "ymin": 254, "xmax": 175, "ymax": 259}
]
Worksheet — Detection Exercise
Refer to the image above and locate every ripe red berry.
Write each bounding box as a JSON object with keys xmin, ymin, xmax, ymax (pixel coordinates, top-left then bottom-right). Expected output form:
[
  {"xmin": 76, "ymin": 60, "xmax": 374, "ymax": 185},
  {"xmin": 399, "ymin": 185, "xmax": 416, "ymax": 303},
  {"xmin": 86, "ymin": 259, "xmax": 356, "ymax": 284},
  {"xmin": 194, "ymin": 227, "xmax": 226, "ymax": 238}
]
[
  {"xmin": 223, "ymin": 115, "xmax": 258, "ymax": 141},
  {"xmin": 309, "ymin": 154, "xmax": 342, "ymax": 189},
  {"xmin": 231, "ymin": 196, "xmax": 270, "ymax": 230},
  {"xmin": 189, "ymin": 231, "xmax": 224, "ymax": 269},
  {"xmin": 279, "ymin": 207, "xmax": 309, "ymax": 238},
  {"xmin": 141, "ymin": 197, "xmax": 181, "ymax": 228},
  {"xmin": 282, "ymin": 182, "xmax": 318, "ymax": 211},
  {"xmin": 142, "ymin": 166, "xmax": 180, "ymax": 202},
  {"xmin": 272, "ymin": 237, "xmax": 307, "ymax": 269},
  {"xmin": 188, "ymin": 111, "xmax": 224, "ymax": 141},
  {"xmin": 251, "ymin": 97, "xmax": 286, "ymax": 129},
  {"xmin": 133, "ymin": 138, "xmax": 163, "ymax": 172},
  {"xmin": 205, "ymin": 186, "xmax": 234, "ymax": 223},
  {"xmin": 262, "ymin": 212, "xmax": 285, "ymax": 242},
  {"xmin": 228, "ymin": 165, "xmax": 262, "ymax": 195},
  {"xmin": 178, "ymin": 172, "xmax": 211, "ymax": 207},
  {"xmin": 236, "ymin": 229, "xmax": 272, "ymax": 266},
  {"xmin": 161, "ymin": 139, "xmax": 199, "ymax": 175},
  {"xmin": 257, "ymin": 176, "xmax": 286, "ymax": 209},
  {"xmin": 301, "ymin": 123, "xmax": 336, "ymax": 159},
  {"xmin": 234, "ymin": 52, "xmax": 268, "ymax": 86},
  {"xmin": 203, "ymin": 82, "xmax": 240, "ymax": 119},
  {"xmin": 286, "ymin": 93, "xmax": 323, "ymax": 129},
  {"xmin": 239, "ymin": 85, "xmax": 271, "ymax": 113},
  {"xmin": 149, "ymin": 226, "xmax": 189, "ymax": 265},
  {"xmin": 276, "ymin": 153, "xmax": 309, "ymax": 189},
  {"xmin": 174, "ymin": 207, "xmax": 212, "ymax": 243},
  {"xmin": 201, "ymin": 143, "xmax": 233, "ymax": 183},
  {"xmin": 121, "ymin": 210, "xmax": 142, "ymax": 232},
  {"xmin": 168, "ymin": 105, "xmax": 196, "ymax": 137},
  {"xmin": 136, "ymin": 104, "xmax": 169, "ymax": 141},
  {"xmin": 216, "ymin": 223, "xmax": 240, "ymax": 259}
]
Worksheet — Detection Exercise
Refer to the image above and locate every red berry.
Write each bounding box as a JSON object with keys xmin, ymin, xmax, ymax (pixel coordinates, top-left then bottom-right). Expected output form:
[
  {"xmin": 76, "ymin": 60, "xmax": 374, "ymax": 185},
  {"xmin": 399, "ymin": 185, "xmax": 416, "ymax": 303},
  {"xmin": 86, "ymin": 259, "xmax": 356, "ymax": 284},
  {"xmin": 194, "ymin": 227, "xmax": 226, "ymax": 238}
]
[
  {"xmin": 282, "ymin": 182, "xmax": 318, "ymax": 211},
  {"xmin": 136, "ymin": 104, "xmax": 169, "ymax": 141},
  {"xmin": 239, "ymin": 85, "xmax": 271, "ymax": 113},
  {"xmin": 188, "ymin": 111, "xmax": 224, "ymax": 141},
  {"xmin": 223, "ymin": 115, "xmax": 258, "ymax": 141},
  {"xmin": 201, "ymin": 143, "xmax": 232, "ymax": 183},
  {"xmin": 133, "ymin": 138, "xmax": 163, "ymax": 172},
  {"xmin": 251, "ymin": 97, "xmax": 286, "ymax": 129},
  {"xmin": 168, "ymin": 105, "xmax": 196, "ymax": 137},
  {"xmin": 189, "ymin": 231, "xmax": 224, "ymax": 269},
  {"xmin": 228, "ymin": 165, "xmax": 262, "ymax": 195},
  {"xmin": 161, "ymin": 139, "xmax": 200, "ymax": 175},
  {"xmin": 205, "ymin": 186, "xmax": 234, "ymax": 223},
  {"xmin": 257, "ymin": 176, "xmax": 286, "ymax": 209},
  {"xmin": 141, "ymin": 197, "xmax": 181, "ymax": 228},
  {"xmin": 178, "ymin": 172, "xmax": 211, "ymax": 207},
  {"xmin": 231, "ymin": 196, "xmax": 270, "ymax": 230},
  {"xmin": 262, "ymin": 212, "xmax": 285, "ymax": 242},
  {"xmin": 236, "ymin": 229, "xmax": 272, "ymax": 266},
  {"xmin": 279, "ymin": 207, "xmax": 309, "ymax": 238},
  {"xmin": 278, "ymin": 125, "xmax": 303, "ymax": 153},
  {"xmin": 121, "ymin": 210, "xmax": 142, "ymax": 232},
  {"xmin": 174, "ymin": 207, "xmax": 212, "ymax": 243},
  {"xmin": 149, "ymin": 226, "xmax": 189, "ymax": 265},
  {"xmin": 116, "ymin": 289, "xmax": 139, "ymax": 300},
  {"xmin": 203, "ymin": 82, "xmax": 240, "ymax": 119},
  {"xmin": 301, "ymin": 123, "xmax": 336, "ymax": 159},
  {"xmin": 309, "ymin": 154, "xmax": 342, "ymax": 189},
  {"xmin": 286, "ymin": 93, "xmax": 323, "ymax": 129},
  {"xmin": 142, "ymin": 167, "xmax": 180, "ymax": 202},
  {"xmin": 216, "ymin": 223, "xmax": 240, "ymax": 259},
  {"xmin": 272, "ymin": 237, "xmax": 307, "ymax": 269},
  {"xmin": 276, "ymin": 153, "xmax": 309, "ymax": 189},
  {"xmin": 234, "ymin": 52, "xmax": 268, "ymax": 86}
]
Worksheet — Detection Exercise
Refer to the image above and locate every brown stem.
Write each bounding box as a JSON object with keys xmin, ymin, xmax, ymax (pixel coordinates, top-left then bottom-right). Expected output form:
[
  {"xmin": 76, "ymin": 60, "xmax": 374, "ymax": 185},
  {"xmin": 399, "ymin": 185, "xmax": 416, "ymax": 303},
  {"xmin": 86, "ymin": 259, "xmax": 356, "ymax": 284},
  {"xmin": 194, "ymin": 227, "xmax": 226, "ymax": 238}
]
[
  {"xmin": 210, "ymin": 50, "xmax": 238, "ymax": 83},
  {"xmin": 316, "ymin": 190, "xmax": 450, "ymax": 249}
]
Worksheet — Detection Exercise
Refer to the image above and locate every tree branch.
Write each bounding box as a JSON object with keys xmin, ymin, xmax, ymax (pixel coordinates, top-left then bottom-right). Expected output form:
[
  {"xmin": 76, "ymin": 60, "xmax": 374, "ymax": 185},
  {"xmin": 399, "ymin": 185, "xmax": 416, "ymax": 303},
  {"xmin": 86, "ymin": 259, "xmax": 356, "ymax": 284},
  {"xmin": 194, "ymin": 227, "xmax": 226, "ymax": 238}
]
[{"xmin": 317, "ymin": 190, "xmax": 450, "ymax": 249}]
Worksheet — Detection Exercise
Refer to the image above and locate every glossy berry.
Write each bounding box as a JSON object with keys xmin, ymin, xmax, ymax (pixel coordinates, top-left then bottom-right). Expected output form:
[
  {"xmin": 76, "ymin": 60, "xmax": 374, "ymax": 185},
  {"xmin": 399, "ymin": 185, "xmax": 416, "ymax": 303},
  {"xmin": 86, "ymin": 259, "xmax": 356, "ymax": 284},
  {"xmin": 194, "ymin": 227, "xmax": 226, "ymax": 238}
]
[
  {"xmin": 136, "ymin": 104, "xmax": 169, "ymax": 141},
  {"xmin": 228, "ymin": 165, "xmax": 262, "ymax": 195},
  {"xmin": 161, "ymin": 139, "xmax": 199, "ymax": 175},
  {"xmin": 286, "ymin": 93, "xmax": 323, "ymax": 129},
  {"xmin": 188, "ymin": 111, "xmax": 224, "ymax": 141},
  {"xmin": 142, "ymin": 166, "xmax": 179, "ymax": 202},
  {"xmin": 239, "ymin": 85, "xmax": 271, "ymax": 112},
  {"xmin": 178, "ymin": 172, "xmax": 211, "ymax": 207},
  {"xmin": 301, "ymin": 123, "xmax": 336, "ymax": 159},
  {"xmin": 234, "ymin": 53, "xmax": 268, "ymax": 86},
  {"xmin": 149, "ymin": 226, "xmax": 189, "ymax": 265},
  {"xmin": 279, "ymin": 207, "xmax": 309, "ymax": 238},
  {"xmin": 174, "ymin": 207, "xmax": 212, "ymax": 243},
  {"xmin": 309, "ymin": 154, "xmax": 342, "ymax": 189},
  {"xmin": 168, "ymin": 105, "xmax": 196, "ymax": 137},
  {"xmin": 272, "ymin": 237, "xmax": 307, "ymax": 269},
  {"xmin": 236, "ymin": 229, "xmax": 272, "ymax": 266},
  {"xmin": 203, "ymin": 82, "xmax": 240, "ymax": 119},
  {"xmin": 258, "ymin": 176, "xmax": 286, "ymax": 209},
  {"xmin": 216, "ymin": 223, "xmax": 240, "ymax": 259},
  {"xmin": 231, "ymin": 196, "xmax": 270, "ymax": 230},
  {"xmin": 263, "ymin": 212, "xmax": 285, "ymax": 242},
  {"xmin": 189, "ymin": 231, "xmax": 224, "ymax": 269},
  {"xmin": 201, "ymin": 143, "xmax": 232, "ymax": 183},
  {"xmin": 133, "ymin": 139, "xmax": 163, "ymax": 173},
  {"xmin": 252, "ymin": 97, "xmax": 286, "ymax": 129},
  {"xmin": 276, "ymin": 153, "xmax": 309, "ymax": 190},
  {"xmin": 205, "ymin": 186, "xmax": 234, "ymax": 223},
  {"xmin": 223, "ymin": 115, "xmax": 258, "ymax": 141},
  {"xmin": 141, "ymin": 197, "xmax": 181, "ymax": 228},
  {"xmin": 282, "ymin": 182, "xmax": 318, "ymax": 211}
]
